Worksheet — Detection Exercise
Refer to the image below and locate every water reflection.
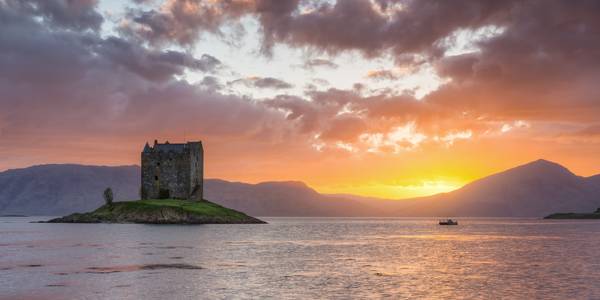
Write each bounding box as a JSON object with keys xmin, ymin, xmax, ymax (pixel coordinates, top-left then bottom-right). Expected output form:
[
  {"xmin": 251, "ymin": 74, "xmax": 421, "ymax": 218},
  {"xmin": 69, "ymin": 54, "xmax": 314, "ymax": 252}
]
[{"xmin": 0, "ymin": 217, "xmax": 599, "ymax": 299}]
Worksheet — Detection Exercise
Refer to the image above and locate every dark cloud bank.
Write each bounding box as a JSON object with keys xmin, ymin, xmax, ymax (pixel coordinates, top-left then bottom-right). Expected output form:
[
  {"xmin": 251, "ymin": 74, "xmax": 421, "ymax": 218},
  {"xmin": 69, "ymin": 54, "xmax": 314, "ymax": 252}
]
[{"xmin": 1, "ymin": 0, "xmax": 600, "ymax": 166}]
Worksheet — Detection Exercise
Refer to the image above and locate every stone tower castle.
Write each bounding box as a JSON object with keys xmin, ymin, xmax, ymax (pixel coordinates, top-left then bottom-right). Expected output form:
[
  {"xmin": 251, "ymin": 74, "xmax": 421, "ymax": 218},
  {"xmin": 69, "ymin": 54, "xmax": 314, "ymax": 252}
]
[{"xmin": 141, "ymin": 140, "xmax": 203, "ymax": 201}]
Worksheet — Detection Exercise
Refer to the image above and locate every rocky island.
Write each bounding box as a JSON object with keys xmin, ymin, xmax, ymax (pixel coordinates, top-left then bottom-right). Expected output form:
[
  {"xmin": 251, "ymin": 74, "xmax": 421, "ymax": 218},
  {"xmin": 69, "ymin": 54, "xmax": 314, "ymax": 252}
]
[
  {"xmin": 46, "ymin": 140, "xmax": 265, "ymax": 224},
  {"xmin": 544, "ymin": 208, "xmax": 600, "ymax": 219},
  {"xmin": 46, "ymin": 199, "xmax": 265, "ymax": 224}
]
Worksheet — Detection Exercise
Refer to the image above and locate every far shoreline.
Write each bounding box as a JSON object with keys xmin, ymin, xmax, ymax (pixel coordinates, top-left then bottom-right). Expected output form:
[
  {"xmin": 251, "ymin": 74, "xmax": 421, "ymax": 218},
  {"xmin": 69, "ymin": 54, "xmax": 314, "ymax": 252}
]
[
  {"xmin": 544, "ymin": 208, "xmax": 600, "ymax": 220},
  {"xmin": 43, "ymin": 199, "xmax": 266, "ymax": 225}
]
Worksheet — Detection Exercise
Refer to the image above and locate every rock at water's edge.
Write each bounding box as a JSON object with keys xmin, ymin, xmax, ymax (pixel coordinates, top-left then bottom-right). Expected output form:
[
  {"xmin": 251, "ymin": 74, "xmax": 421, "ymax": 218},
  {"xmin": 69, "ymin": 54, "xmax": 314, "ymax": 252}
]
[{"xmin": 44, "ymin": 199, "xmax": 266, "ymax": 224}]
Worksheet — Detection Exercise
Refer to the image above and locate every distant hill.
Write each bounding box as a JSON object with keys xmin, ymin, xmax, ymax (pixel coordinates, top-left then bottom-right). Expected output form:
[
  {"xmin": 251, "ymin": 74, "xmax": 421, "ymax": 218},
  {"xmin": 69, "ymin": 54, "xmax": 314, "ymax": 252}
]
[
  {"xmin": 0, "ymin": 164, "xmax": 140, "ymax": 215},
  {"xmin": 395, "ymin": 159, "xmax": 600, "ymax": 217},
  {"xmin": 0, "ymin": 164, "xmax": 384, "ymax": 216},
  {"xmin": 203, "ymin": 179, "xmax": 385, "ymax": 216},
  {"xmin": 1, "ymin": 160, "xmax": 599, "ymax": 217}
]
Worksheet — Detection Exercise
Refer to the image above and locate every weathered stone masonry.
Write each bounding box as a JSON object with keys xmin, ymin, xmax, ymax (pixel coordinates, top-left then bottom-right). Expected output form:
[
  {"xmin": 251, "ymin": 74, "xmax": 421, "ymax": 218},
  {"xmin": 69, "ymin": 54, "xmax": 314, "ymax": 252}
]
[{"xmin": 141, "ymin": 140, "xmax": 203, "ymax": 200}]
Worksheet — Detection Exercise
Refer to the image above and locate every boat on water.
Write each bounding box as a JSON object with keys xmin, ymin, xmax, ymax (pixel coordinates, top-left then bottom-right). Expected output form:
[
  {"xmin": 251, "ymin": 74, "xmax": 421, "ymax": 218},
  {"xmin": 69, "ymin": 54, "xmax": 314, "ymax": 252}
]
[{"xmin": 439, "ymin": 219, "xmax": 458, "ymax": 225}]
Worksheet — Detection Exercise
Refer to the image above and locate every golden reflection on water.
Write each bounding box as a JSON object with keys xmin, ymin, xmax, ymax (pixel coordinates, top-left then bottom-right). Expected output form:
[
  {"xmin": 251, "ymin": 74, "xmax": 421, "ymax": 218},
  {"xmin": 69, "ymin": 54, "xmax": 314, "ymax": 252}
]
[
  {"xmin": 381, "ymin": 234, "xmax": 562, "ymax": 241},
  {"xmin": 1, "ymin": 217, "xmax": 598, "ymax": 299}
]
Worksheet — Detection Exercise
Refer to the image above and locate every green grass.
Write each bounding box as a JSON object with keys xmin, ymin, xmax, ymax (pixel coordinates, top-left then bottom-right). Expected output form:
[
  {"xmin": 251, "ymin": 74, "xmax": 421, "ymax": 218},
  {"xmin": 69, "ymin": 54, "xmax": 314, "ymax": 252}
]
[
  {"xmin": 145, "ymin": 199, "xmax": 246, "ymax": 217},
  {"xmin": 95, "ymin": 199, "xmax": 250, "ymax": 220},
  {"xmin": 48, "ymin": 199, "xmax": 265, "ymax": 224}
]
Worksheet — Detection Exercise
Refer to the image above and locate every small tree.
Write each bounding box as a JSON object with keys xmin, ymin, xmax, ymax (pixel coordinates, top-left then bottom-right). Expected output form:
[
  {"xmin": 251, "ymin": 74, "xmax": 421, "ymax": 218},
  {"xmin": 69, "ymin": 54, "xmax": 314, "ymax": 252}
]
[
  {"xmin": 103, "ymin": 187, "xmax": 114, "ymax": 206},
  {"xmin": 140, "ymin": 187, "xmax": 147, "ymax": 200}
]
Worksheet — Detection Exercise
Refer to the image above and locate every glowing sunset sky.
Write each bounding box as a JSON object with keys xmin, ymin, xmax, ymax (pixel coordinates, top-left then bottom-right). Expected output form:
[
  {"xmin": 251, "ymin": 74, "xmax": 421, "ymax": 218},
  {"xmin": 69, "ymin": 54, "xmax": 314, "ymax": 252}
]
[{"xmin": 1, "ymin": 0, "xmax": 599, "ymax": 199}]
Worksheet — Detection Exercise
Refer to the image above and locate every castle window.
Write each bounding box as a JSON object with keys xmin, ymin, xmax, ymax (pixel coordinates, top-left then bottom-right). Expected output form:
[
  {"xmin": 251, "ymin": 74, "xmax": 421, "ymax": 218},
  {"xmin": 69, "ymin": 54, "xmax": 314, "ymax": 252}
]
[
  {"xmin": 154, "ymin": 176, "xmax": 158, "ymax": 181},
  {"xmin": 156, "ymin": 162, "xmax": 160, "ymax": 166}
]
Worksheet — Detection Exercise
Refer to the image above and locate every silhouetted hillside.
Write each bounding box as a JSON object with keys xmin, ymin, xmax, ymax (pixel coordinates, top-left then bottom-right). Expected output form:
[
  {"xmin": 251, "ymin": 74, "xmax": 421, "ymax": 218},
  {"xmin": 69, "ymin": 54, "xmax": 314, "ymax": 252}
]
[
  {"xmin": 0, "ymin": 165, "xmax": 382, "ymax": 216},
  {"xmin": 0, "ymin": 164, "xmax": 139, "ymax": 215},
  {"xmin": 396, "ymin": 159, "xmax": 600, "ymax": 217},
  {"xmin": 1, "ymin": 160, "xmax": 599, "ymax": 217},
  {"xmin": 204, "ymin": 179, "xmax": 384, "ymax": 216}
]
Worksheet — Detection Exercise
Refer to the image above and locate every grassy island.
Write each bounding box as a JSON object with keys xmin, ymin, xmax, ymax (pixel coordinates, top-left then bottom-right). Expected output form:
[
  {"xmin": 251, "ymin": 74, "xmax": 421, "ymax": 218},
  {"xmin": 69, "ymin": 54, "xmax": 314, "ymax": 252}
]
[
  {"xmin": 544, "ymin": 208, "xmax": 600, "ymax": 219},
  {"xmin": 46, "ymin": 199, "xmax": 266, "ymax": 224}
]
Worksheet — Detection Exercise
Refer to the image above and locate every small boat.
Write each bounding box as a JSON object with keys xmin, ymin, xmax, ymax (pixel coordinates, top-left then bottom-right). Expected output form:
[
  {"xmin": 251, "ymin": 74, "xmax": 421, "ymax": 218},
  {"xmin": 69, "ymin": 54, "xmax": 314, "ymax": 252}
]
[{"xmin": 439, "ymin": 219, "xmax": 458, "ymax": 225}]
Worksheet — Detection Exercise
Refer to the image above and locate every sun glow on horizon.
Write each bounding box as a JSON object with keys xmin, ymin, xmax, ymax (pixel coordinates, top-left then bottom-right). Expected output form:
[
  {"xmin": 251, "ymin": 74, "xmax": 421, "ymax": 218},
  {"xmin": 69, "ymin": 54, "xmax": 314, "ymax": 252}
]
[
  {"xmin": 314, "ymin": 179, "xmax": 467, "ymax": 200},
  {"xmin": 2, "ymin": 0, "xmax": 600, "ymax": 204}
]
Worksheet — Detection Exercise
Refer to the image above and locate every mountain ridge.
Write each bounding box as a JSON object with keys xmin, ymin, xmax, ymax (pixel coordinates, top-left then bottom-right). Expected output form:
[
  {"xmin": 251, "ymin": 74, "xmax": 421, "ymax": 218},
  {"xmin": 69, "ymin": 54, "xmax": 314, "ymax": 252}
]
[
  {"xmin": 394, "ymin": 159, "xmax": 599, "ymax": 217},
  {"xmin": 0, "ymin": 160, "xmax": 599, "ymax": 217}
]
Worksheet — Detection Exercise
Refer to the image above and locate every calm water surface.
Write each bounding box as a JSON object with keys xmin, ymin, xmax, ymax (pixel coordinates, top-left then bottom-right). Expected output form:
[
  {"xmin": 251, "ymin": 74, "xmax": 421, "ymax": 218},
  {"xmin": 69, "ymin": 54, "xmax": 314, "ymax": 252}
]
[{"xmin": 1, "ymin": 217, "xmax": 600, "ymax": 299}]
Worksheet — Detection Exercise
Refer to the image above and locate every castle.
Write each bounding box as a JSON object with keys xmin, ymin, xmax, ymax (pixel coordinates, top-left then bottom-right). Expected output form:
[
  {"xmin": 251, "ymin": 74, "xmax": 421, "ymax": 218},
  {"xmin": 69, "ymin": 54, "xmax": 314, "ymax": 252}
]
[{"xmin": 141, "ymin": 140, "xmax": 203, "ymax": 201}]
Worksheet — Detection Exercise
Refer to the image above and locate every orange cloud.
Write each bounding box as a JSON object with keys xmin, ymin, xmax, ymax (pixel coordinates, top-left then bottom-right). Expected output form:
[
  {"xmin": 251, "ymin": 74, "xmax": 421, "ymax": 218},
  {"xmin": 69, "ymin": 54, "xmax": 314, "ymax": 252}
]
[{"xmin": 2, "ymin": 0, "xmax": 600, "ymax": 199}]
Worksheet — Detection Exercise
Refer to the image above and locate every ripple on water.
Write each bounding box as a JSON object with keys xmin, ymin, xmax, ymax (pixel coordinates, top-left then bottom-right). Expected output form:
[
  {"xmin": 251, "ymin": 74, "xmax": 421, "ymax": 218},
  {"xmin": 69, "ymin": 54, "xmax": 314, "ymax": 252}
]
[
  {"xmin": 2, "ymin": 217, "xmax": 600, "ymax": 299},
  {"xmin": 85, "ymin": 263, "xmax": 203, "ymax": 274},
  {"xmin": 21, "ymin": 264, "xmax": 44, "ymax": 268}
]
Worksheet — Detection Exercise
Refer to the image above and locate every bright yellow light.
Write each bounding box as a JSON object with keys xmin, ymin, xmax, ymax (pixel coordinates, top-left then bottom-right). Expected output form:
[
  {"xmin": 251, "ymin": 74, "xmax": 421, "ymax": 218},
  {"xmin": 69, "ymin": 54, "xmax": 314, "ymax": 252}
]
[{"xmin": 315, "ymin": 179, "xmax": 466, "ymax": 200}]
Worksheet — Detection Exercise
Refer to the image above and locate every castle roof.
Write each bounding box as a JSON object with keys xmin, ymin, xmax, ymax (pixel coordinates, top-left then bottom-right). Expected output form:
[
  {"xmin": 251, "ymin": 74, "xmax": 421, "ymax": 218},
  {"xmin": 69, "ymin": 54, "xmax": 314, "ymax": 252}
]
[
  {"xmin": 142, "ymin": 140, "xmax": 202, "ymax": 153},
  {"xmin": 143, "ymin": 140, "xmax": 202, "ymax": 153}
]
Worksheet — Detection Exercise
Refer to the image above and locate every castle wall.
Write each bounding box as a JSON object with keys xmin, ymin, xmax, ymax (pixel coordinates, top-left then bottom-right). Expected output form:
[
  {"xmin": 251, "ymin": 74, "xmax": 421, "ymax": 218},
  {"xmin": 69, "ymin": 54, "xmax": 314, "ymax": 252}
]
[
  {"xmin": 141, "ymin": 149, "xmax": 191, "ymax": 199},
  {"xmin": 141, "ymin": 141, "xmax": 203, "ymax": 200},
  {"xmin": 188, "ymin": 142, "xmax": 203, "ymax": 200}
]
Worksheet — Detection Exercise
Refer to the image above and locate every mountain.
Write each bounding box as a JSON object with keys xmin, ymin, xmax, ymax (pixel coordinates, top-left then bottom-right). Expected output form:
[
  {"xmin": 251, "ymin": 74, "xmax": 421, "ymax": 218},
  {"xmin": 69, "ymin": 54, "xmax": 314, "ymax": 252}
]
[
  {"xmin": 0, "ymin": 164, "xmax": 140, "ymax": 215},
  {"xmin": 396, "ymin": 159, "xmax": 600, "ymax": 217},
  {"xmin": 0, "ymin": 164, "xmax": 385, "ymax": 216},
  {"xmin": 587, "ymin": 174, "xmax": 600, "ymax": 193},
  {"xmin": 204, "ymin": 179, "xmax": 386, "ymax": 216},
  {"xmin": 0, "ymin": 160, "xmax": 599, "ymax": 217}
]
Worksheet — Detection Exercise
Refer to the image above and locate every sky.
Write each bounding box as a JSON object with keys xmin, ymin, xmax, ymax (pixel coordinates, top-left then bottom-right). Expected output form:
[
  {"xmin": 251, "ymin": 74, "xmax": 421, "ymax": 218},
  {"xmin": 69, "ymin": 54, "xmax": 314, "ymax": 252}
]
[{"xmin": 1, "ymin": 0, "xmax": 600, "ymax": 199}]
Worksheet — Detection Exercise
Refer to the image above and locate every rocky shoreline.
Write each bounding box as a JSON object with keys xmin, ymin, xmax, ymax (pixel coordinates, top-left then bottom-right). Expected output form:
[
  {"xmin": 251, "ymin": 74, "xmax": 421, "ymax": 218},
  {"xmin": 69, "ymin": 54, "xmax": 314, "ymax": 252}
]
[
  {"xmin": 544, "ymin": 208, "xmax": 600, "ymax": 219},
  {"xmin": 44, "ymin": 199, "xmax": 266, "ymax": 224}
]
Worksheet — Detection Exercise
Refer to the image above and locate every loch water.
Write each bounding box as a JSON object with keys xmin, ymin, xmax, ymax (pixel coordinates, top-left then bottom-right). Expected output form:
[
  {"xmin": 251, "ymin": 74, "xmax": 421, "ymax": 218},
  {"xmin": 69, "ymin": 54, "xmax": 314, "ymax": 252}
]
[{"xmin": 1, "ymin": 217, "xmax": 600, "ymax": 299}]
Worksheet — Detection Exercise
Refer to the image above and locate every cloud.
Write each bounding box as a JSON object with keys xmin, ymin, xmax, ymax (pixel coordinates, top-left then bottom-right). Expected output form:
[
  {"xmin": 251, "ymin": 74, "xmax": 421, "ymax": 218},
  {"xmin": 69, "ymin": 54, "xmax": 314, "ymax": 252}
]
[
  {"xmin": 366, "ymin": 70, "xmax": 399, "ymax": 81},
  {"xmin": 121, "ymin": 0, "xmax": 254, "ymax": 46},
  {"xmin": 319, "ymin": 115, "xmax": 367, "ymax": 142},
  {"xmin": 2, "ymin": 0, "xmax": 600, "ymax": 174},
  {"xmin": 198, "ymin": 76, "xmax": 223, "ymax": 92},
  {"xmin": 576, "ymin": 125, "xmax": 600, "ymax": 137},
  {"xmin": 120, "ymin": 1, "xmax": 600, "ymax": 123},
  {"xmin": 254, "ymin": 0, "xmax": 514, "ymax": 57},
  {"xmin": 0, "ymin": 0, "xmax": 297, "ymax": 170},
  {"xmin": 0, "ymin": 2, "xmax": 224, "ymax": 84},
  {"xmin": 302, "ymin": 58, "xmax": 338, "ymax": 70},
  {"xmin": 117, "ymin": 0, "xmax": 600, "ymax": 122},
  {"xmin": 304, "ymin": 78, "xmax": 330, "ymax": 91},
  {"xmin": 116, "ymin": 0, "xmax": 600, "ymax": 126},
  {"xmin": 557, "ymin": 124, "xmax": 600, "ymax": 143},
  {"xmin": 229, "ymin": 76, "xmax": 294, "ymax": 90},
  {"xmin": 4, "ymin": 0, "xmax": 104, "ymax": 31},
  {"xmin": 96, "ymin": 37, "xmax": 222, "ymax": 81},
  {"xmin": 195, "ymin": 54, "xmax": 223, "ymax": 72},
  {"xmin": 263, "ymin": 85, "xmax": 531, "ymax": 153},
  {"xmin": 125, "ymin": 0, "xmax": 502, "ymax": 57}
]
